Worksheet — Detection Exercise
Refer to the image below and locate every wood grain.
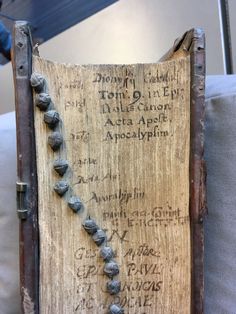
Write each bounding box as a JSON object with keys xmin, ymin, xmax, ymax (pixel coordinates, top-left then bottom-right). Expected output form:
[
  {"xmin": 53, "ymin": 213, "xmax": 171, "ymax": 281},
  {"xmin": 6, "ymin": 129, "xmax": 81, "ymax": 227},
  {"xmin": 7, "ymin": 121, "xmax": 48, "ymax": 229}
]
[
  {"xmin": 33, "ymin": 56, "xmax": 191, "ymax": 313},
  {"xmin": 12, "ymin": 21, "xmax": 39, "ymax": 314}
]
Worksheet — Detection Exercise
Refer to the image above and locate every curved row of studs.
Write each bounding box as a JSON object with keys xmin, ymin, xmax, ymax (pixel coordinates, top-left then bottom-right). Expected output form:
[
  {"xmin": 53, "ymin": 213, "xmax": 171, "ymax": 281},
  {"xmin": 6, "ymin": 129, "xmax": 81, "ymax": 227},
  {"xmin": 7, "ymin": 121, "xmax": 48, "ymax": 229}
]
[{"xmin": 30, "ymin": 72, "xmax": 124, "ymax": 314}]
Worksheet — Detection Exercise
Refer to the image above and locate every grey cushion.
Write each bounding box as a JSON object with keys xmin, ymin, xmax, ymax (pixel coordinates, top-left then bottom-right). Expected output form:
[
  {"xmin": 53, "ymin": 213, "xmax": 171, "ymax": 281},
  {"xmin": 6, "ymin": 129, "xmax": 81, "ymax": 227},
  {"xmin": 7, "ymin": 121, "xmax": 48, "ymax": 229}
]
[
  {"xmin": 0, "ymin": 111, "xmax": 20, "ymax": 314},
  {"xmin": 204, "ymin": 75, "xmax": 236, "ymax": 314}
]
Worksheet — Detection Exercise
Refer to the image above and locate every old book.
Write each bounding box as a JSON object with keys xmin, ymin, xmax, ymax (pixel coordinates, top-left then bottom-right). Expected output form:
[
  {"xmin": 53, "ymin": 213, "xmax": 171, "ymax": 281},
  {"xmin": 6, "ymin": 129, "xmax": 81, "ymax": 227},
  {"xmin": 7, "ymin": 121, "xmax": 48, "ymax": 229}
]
[{"xmin": 12, "ymin": 22, "xmax": 206, "ymax": 314}]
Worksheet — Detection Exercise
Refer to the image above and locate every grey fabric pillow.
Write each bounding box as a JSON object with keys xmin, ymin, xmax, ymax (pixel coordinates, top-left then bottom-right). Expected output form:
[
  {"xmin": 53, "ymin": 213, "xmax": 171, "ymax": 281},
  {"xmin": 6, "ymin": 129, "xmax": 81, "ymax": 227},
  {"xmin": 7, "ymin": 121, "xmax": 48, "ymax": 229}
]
[
  {"xmin": 204, "ymin": 75, "xmax": 236, "ymax": 314},
  {"xmin": 0, "ymin": 111, "xmax": 20, "ymax": 314}
]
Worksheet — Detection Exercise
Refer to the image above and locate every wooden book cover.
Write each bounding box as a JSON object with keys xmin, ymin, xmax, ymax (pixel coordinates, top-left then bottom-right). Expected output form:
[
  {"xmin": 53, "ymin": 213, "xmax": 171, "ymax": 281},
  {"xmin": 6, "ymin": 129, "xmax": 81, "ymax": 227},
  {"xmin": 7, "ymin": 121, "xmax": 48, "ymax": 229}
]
[{"xmin": 12, "ymin": 22, "xmax": 206, "ymax": 314}]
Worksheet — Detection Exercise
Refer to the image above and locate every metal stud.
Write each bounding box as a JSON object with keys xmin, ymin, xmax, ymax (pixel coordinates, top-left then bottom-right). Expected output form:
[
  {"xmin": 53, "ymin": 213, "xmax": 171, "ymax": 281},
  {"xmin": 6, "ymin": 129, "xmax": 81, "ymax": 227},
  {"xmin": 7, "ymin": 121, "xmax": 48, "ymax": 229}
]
[
  {"xmin": 35, "ymin": 93, "xmax": 51, "ymax": 111},
  {"xmin": 53, "ymin": 159, "xmax": 68, "ymax": 176},
  {"xmin": 100, "ymin": 246, "xmax": 114, "ymax": 262},
  {"xmin": 109, "ymin": 304, "xmax": 124, "ymax": 314},
  {"xmin": 92, "ymin": 229, "xmax": 106, "ymax": 246},
  {"xmin": 82, "ymin": 218, "xmax": 98, "ymax": 235},
  {"xmin": 53, "ymin": 180, "xmax": 69, "ymax": 196},
  {"xmin": 35, "ymin": 74, "xmax": 123, "ymax": 313},
  {"xmin": 30, "ymin": 72, "xmax": 45, "ymax": 93},
  {"xmin": 103, "ymin": 260, "xmax": 119, "ymax": 278},
  {"xmin": 68, "ymin": 196, "xmax": 82, "ymax": 213},
  {"xmin": 107, "ymin": 280, "xmax": 121, "ymax": 295},
  {"xmin": 48, "ymin": 132, "xmax": 63, "ymax": 151},
  {"xmin": 44, "ymin": 110, "xmax": 60, "ymax": 128}
]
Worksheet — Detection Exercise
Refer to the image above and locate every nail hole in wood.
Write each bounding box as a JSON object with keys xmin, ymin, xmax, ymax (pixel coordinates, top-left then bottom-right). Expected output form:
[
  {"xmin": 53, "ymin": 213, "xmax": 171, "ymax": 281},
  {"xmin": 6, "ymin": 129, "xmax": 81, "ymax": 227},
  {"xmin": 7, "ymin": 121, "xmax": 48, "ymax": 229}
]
[{"xmin": 17, "ymin": 42, "xmax": 23, "ymax": 48}]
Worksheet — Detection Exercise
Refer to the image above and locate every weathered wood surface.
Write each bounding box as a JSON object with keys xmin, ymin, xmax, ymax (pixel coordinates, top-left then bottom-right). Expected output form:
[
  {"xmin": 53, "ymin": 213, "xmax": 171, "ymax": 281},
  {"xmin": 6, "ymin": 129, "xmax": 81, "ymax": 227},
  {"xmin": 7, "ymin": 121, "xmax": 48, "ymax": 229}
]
[
  {"xmin": 33, "ymin": 56, "xmax": 191, "ymax": 313},
  {"xmin": 12, "ymin": 21, "xmax": 39, "ymax": 314},
  {"xmin": 161, "ymin": 28, "xmax": 206, "ymax": 314}
]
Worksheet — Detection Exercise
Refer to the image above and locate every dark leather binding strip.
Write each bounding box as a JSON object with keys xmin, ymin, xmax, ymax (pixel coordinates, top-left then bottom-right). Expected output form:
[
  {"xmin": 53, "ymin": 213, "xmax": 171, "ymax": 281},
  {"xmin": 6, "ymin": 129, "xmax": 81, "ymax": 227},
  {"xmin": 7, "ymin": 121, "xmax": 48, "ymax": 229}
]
[{"xmin": 12, "ymin": 21, "xmax": 39, "ymax": 314}]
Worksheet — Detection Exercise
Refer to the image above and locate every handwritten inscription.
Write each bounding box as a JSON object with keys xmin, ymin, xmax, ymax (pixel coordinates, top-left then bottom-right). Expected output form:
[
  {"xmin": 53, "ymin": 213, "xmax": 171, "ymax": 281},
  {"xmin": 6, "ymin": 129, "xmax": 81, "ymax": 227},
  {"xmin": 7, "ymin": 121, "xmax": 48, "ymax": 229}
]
[
  {"xmin": 72, "ymin": 157, "xmax": 97, "ymax": 168},
  {"xmin": 100, "ymin": 102, "xmax": 172, "ymax": 114},
  {"xmin": 76, "ymin": 262, "xmax": 161, "ymax": 279},
  {"xmin": 74, "ymin": 247, "xmax": 99, "ymax": 260},
  {"xmin": 74, "ymin": 294, "xmax": 155, "ymax": 312},
  {"xmin": 73, "ymin": 170, "xmax": 120, "ymax": 185},
  {"xmin": 106, "ymin": 229, "xmax": 129, "ymax": 243},
  {"xmin": 74, "ymin": 243, "xmax": 159, "ymax": 261},
  {"xmin": 69, "ymin": 63, "xmax": 189, "ymax": 313},
  {"xmin": 127, "ymin": 263, "xmax": 161, "ymax": 276},
  {"xmin": 46, "ymin": 61, "xmax": 190, "ymax": 312},
  {"xmin": 92, "ymin": 67, "xmax": 180, "ymax": 87},
  {"xmin": 69, "ymin": 131, "xmax": 90, "ymax": 143},
  {"xmin": 104, "ymin": 115, "xmax": 168, "ymax": 127},
  {"xmin": 103, "ymin": 126, "xmax": 169, "ymax": 143},
  {"xmin": 121, "ymin": 281, "xmax": 162, "ymax": 293},
  {"xmin": 35, "ymin": 56, "xmax": 191, "ymax": 313},
  {"xmin": 87, "ymin": 188, "xmax": 145, "ymax": 205},
  {"xmin": 102, "ymin": 205, "xmax": 189, "ymax": 228},
  {"xmin": 123, "ymin": 244, "xmax": 160, "ymax": 260},
  {"xmin": 64, "ymin": 79, "xmax": 84, "ymax": 90},
  {"xmin": 98, "ymin": 87, "xmax": 183, "ymax": 101},
  {"xmin": 70, "ymin": 63, "xmax": 188, "ymax": 312},
  {"xmin": 65, "ymin": 98, "xmax": 86, "ymax": 111},
  {"xmin": 93, "ymin": 72, "xmax": 136, "ymax": 89}
]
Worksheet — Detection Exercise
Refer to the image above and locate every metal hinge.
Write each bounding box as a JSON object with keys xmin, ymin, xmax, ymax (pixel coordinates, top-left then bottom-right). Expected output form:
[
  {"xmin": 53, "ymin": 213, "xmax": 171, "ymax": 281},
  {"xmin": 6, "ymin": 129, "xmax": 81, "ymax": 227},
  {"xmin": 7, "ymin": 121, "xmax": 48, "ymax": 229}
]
[{"xmin": 16, "ymin": 182, "xmax": 28, "ymax": 220}]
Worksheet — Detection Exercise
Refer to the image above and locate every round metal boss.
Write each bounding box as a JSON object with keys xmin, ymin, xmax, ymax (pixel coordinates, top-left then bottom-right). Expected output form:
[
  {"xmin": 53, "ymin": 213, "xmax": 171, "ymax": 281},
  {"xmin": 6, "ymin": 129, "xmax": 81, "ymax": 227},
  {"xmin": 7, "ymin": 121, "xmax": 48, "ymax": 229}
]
[
  {"xmin": 53, "ymin": 180, "xmax": 69, "ymax": 196},
  {"xmin": 109, "ymin": 304, "xmax": 124, "ymax": 314},
  {"xmin": 103, "ymin": 260, "xmax": 119, "ymax": 278},
  {"xmin": 68, "ymin": 196, "xmax": 83, "ymax": 213},
  {"xmin": 53, "ymin": 159, "xmax": 68, "ymax": 176},
  {"xmin": 82, "ymin": 218, "xmax": 98, "ymax": 235},
  {"xmin": 30, "ymin": 72, "xmax": 45, "ymax": 93},
  {"xmin": 44, "ymin": 110, "xmax": 60, "ymax": 128},
  {"xmin": 107, "ymin": 280, "xmax": 121, "ymax": 295},
  {"xmin": 92, "ymin": 229, "xmax": 106, "ymax": 246},
  {"xmin": 35, "ymin": 93, "xmax": 51, "ymax": 111},
  {"xmin": 48, "ymin": 132, "xmax": 63, "ymax": 151},
  {"xmin": 100, "ymin": 246, "xmax": 114, "ymax": 262}
]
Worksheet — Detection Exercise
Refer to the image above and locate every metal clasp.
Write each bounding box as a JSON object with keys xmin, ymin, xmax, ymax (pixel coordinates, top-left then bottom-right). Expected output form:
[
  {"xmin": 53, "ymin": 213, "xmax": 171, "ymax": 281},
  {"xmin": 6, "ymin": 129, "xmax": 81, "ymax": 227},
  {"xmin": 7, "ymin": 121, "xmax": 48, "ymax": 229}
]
[{"xmin": 16, "ymin": 182, "xmax": 28, "ymax": 219}]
